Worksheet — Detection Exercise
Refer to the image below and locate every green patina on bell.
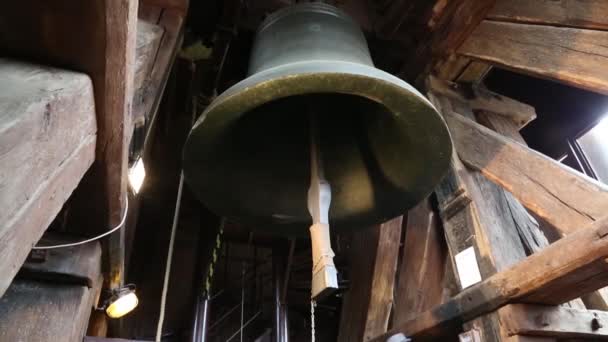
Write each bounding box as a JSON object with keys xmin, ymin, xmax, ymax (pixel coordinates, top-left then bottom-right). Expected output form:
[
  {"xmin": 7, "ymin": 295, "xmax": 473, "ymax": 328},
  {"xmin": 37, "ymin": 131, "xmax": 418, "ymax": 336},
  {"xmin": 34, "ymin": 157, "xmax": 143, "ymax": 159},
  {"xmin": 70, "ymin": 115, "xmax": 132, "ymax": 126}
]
[{"xmin": 183, "ymin": 3, "xmax": 452, "ymax": 235}]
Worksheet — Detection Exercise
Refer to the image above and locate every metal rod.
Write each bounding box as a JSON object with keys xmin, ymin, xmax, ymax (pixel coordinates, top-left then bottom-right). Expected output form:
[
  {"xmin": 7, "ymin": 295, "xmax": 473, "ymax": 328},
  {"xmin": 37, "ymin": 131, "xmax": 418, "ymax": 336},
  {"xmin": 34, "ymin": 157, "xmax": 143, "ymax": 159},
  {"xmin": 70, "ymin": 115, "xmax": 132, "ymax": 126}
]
[
  {"xmin": 191, "ymin": 296, "xmax": 209, "ymax": 342},
  {"xmin": 225, "ymin": 311, "xmax": 262, "ymax": 342},
  {"xmin": 281, "ymin": 238, "xmax": 296, "ymax": 303},
  {"xmin": 208, "ymin": 303, "xmax": 241, "ymax": 331}
]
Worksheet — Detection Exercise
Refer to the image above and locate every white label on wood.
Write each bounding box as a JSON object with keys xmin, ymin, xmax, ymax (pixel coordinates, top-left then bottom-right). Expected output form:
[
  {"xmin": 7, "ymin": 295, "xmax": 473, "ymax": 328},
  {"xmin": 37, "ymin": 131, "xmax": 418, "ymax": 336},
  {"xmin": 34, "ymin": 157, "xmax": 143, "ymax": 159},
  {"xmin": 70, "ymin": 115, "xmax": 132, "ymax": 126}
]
[{"xmin": 455, "ymin": 247, "xmax": 482, "ymax": 289}]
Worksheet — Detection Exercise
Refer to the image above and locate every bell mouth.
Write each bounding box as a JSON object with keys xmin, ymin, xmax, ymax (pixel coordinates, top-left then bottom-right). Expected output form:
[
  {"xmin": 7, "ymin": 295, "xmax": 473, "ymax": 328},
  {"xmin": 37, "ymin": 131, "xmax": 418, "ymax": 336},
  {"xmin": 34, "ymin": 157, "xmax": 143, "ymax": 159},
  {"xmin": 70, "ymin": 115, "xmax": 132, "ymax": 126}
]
[{"xmin": 183, "ymin": 61, "xmax": 452, "ymax": 234}]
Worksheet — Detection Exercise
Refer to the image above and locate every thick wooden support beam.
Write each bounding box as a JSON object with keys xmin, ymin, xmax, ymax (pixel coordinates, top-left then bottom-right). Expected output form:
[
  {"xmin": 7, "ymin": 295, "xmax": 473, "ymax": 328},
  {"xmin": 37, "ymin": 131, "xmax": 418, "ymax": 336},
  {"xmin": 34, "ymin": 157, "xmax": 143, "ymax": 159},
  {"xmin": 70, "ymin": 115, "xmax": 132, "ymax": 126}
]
[
  {"xmin": 444, "ymin": 111, "xmax": 608, "ymax": 237},
  {"xmin": 376, "ymin": 218, "xmax": 608, "ymax": 341},
  {"xmin": 488, "ymin": 0, "xmax": 608, "ymax": 31},
  {"xmin": 428, "ymin": 77, "xmax": 536, "ymax": 128},
  {"xmin": 0, "ymin": 60, "xmax": 97, "ymax": 297},
  {"xmin": 0, "ymin": 280, "xmax": 100, "ymax": 342},
  {"xmin": 372, "ymin": 215, "xmax": 608, "ymax": 341},
  {"xmin": 459, "ymin": 21, "xmax": 608, "ymax": 95},
  {"xmin": 399, "ymin": 0, "xmax": 496, "ymax": 82},
  {"xmin": 498, "ymin": 304, "xmax": 608, "ymax": 340},
  {"xmin": 392, "ymin": 198, "xmax": 447, "ymax": 326},
  {"xmin": 20, "ymin": 238, "xmax": 102, "ymax": 288},
  {"xmin": 338, "ymin": 217, "xmax": 402, "ymax": 342}
]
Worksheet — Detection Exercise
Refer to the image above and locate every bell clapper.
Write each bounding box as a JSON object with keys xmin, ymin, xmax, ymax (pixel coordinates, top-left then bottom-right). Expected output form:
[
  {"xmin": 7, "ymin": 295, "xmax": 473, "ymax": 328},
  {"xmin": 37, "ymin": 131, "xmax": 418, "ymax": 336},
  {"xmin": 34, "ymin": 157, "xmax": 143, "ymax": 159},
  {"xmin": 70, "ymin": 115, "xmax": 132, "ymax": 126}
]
[{"xmin": 308, "ymin": 113, "xmax": 338, "ymax": 301}]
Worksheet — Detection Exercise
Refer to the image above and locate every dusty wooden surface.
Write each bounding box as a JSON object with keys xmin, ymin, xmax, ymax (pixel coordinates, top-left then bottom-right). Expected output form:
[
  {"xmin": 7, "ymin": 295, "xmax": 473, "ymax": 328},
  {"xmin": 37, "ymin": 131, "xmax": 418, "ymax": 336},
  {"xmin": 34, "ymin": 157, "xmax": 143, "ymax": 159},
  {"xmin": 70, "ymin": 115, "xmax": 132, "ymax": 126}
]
[
  {"xmin": 338, "ymin": 217, "xmax": 402, "ymax": 341},
  {"xmin": 0, "ymin": 59, "xmax": 97, "ymax": 297},
  {"xmin": 488, "ymin": 0, "xmax": 608, "ymax": 30},
  {"xmin": 21, "ymin": 238, "xmax": 101, "ymax": 287},
  {"xmin": 0, "ymin": 279, "xmax": 101, "ymax": 342},
  {"xmin": 392, "ymin": 198, "xmax": 447, "ymax": 326},
  {"xmin": 428, "ymin": 77, "xmax": 536, "ymax": 128},
  {"xmin": 134, "ymin": 20, "xmax": 164, "ymax": 95},
  {"xmin": 445, "ymin": 111, "xmax": 608, "ymax": 237},
  {"xmin": 498, "ymin": 304, "xmax": 608, "ymax": 339},
  {"xmin": 373, "ymin": 215, "xmax": 608, "ymax": 340},
  {"xmin": 460, "ymin": 21, "xmax": 608, "ymax": 95}
]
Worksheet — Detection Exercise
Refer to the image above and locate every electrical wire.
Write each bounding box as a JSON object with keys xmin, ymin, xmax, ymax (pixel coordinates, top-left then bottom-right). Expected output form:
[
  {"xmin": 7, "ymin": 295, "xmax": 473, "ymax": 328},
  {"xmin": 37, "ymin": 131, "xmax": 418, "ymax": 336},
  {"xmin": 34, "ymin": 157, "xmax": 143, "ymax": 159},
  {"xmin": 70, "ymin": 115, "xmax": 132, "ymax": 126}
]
[{"xmin": 32, "ymin": 196, "xmax": 129, "ymax": 250}]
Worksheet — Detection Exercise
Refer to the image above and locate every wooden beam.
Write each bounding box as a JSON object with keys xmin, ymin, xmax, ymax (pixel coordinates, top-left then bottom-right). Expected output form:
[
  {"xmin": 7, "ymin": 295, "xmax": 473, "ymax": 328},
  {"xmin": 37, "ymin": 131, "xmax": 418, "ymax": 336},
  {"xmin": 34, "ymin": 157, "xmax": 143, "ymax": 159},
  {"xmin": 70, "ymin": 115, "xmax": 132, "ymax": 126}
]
[
  {"xmin": 20, "ymin": 238, "xmax": 101, "ymax": 288},
  {"xmin": 338, "ymin": 217, "xmax": 402, "ymax": 341},
  {"xmin": 372, "ymin": 215, "xmax": 608, "ymax": 340},
  {"xmin": 392, "ymin": 198, "xmax": 447, "ymax": 326},
  {"xmin": 427, "ymin": 76, "xmax": 536, "ymax": 128},
  {"xmin": 459, "ymin": 21, "xmax": 608, "ymax": 95},
  {"xmin": 443, "ymin": 110, "xmax": 608, "ymax": 237},
  {"xmin": 498, "ymin": 304, "xmax": 608, "ymax": 340},
  {"xmin": 0, "ymin": 59, "xmax": 96, "ymax": 297},
  {"xmin": 0, "ymin": 280, "xmax": 99, "ymax": 342},
  {"xmin": 134, "ymin": 20, "xmax": 164, "ymax": 95},
  {"xmin": 488, "ymin": 0, "xmax": 608, "ymax": 31},
  {"xmin": 400, "ymin": 0, "xmax": 496, "ymax": 82}
]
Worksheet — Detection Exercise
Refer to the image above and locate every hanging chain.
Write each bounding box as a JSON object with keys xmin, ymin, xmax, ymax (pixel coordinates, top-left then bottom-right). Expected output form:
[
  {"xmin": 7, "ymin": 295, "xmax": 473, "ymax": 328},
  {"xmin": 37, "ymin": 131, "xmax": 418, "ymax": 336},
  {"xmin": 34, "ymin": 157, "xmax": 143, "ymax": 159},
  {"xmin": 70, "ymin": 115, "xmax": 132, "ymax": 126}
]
[{"xmin": 311, "ymin": 298, "xmax": 316, "ymax": 342}]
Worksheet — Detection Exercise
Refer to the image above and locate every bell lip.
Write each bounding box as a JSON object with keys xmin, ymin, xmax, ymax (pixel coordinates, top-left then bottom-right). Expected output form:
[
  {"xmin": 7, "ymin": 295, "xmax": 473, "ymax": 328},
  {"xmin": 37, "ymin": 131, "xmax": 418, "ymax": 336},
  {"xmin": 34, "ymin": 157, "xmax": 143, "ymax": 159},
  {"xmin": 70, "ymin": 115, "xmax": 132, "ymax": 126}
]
[
  {"xmin": 257, "ymin": 3, "xmax": 355, "ymax": 34},
  {"xmin": 183, "ymin": 60, "xmax": 453, "ymax": 233}
]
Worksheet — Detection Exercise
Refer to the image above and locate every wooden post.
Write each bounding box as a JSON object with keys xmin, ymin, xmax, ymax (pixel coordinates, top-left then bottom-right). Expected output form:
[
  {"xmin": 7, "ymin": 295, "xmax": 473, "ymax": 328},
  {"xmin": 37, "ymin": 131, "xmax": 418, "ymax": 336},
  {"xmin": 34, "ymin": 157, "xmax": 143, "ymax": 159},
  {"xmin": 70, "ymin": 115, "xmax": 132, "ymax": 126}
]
[{"xmin": 338, "ymin": 217, "xmax": 402, "ymax": 341}]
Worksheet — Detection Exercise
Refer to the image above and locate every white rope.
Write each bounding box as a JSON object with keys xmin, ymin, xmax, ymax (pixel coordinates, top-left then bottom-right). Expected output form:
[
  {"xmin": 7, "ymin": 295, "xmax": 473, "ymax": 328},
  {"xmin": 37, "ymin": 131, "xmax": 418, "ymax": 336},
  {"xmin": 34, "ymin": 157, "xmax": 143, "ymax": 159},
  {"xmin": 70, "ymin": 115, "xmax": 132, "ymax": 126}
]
[
  {"xmin": 32, "ymin": 196, "xmax": 129, "ymax": 250},
  {"xmin": 155, "ymin": 172, "xmax": 185, "ymax": 342}
]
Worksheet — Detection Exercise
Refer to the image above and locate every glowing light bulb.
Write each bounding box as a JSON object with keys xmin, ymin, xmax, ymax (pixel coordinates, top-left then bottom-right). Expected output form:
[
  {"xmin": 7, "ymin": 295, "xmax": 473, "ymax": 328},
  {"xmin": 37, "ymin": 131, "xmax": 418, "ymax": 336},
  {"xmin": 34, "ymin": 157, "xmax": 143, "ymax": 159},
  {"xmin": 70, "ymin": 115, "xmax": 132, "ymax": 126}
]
[
  {"xmin": 128, "ymin": 158, "xmax": 146, "ymax": 194},
  {"xmin": 106, "ymin": 291, "xmax": 139, "ymax": 319}
]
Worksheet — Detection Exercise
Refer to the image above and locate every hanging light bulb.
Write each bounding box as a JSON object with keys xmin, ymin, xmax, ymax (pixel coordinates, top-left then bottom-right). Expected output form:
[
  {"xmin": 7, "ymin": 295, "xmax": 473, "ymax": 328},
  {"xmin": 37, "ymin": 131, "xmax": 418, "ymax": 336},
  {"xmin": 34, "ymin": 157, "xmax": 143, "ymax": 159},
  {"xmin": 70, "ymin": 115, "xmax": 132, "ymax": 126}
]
[{"xmin": 104, "ymin": 284, "xmax": 139, "ymax": 319}]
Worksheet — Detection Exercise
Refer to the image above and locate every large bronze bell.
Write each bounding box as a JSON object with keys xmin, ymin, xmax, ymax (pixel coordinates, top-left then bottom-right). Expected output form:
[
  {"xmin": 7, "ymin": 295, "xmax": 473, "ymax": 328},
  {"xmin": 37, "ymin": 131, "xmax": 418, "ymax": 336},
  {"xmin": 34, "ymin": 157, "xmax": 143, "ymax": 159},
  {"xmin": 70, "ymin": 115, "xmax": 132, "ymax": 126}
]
[{"xmin": 183, "ymin": 3, "xmax": 452, "ymax": 235}]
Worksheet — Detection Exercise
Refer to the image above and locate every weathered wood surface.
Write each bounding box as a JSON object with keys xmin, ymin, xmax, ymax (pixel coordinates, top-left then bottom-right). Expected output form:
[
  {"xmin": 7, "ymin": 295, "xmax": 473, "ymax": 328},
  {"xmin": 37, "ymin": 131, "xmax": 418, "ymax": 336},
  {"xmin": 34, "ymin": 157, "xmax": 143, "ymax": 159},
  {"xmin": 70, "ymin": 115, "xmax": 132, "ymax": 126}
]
[
  {"xmin": 135, "ymin": 9, "xmax": 184, "ymax": 150},
  {"xmin": 0, "ymin": 0, "xmax": 139, "ymax": 290},
  {"xmin": 0, "ymin": 60, "xmax": 97, "ymax": 297},
  {"xmin": 372, "ymin": 215, "xmax": 608, "ymax": 341},
  {"xmin": 392, "ymin": 198, "xmax": 447, "ymax": 327},
  {"xmin": 428, "ymin": 77, "xmax": 536, "ymax": 128},
  {"xmin": 459, "ymin": 21, "xmax": 608, "ymax": 95},
  {"xmin": 498, "ymin": 304, "xmax": 608, "ymax": 339},
  {"xmin": 488, "ymin": 0, "xmax": 608, "ymax": 31},
  {"xmin": 21, "ymin": 238, "xmax": 101, "ymax": 287},
  {"xmin": 134, "ymin": 20, "xmax": 164, "ymax": 94},
  {"xmin": 338, "ymin": 217, "xmax": 402, "ymax": 342},
  {"xmin": 140, "ymin": 0, "xmax": 188, "ymax": 15},
  {"xmin": 431, "ymin": 94, "xmax": 544, "ymax": 341},
  {"xmin": 0, "ymin": 279, "xmax": 100, "ymax": 342},
  {"xmin": 392, "ymin": 0, "xmax": 495, "ymax": 81},
  {"xmin": 444, "ymin": 111, "xmax": 608, "ymax": 237},
  {"xmin": 84, "ymin": 338, "xmax": 149, "ymax": 342}
]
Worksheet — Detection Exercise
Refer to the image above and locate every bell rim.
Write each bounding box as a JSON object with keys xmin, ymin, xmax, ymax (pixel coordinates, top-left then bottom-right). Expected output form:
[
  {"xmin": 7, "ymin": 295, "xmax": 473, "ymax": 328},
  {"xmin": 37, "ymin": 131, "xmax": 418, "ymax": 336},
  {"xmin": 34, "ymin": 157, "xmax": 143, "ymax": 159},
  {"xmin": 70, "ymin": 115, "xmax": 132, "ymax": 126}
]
[{"xmin": 184, "ymin": 60, "xmax": 453, "ymax": 233}]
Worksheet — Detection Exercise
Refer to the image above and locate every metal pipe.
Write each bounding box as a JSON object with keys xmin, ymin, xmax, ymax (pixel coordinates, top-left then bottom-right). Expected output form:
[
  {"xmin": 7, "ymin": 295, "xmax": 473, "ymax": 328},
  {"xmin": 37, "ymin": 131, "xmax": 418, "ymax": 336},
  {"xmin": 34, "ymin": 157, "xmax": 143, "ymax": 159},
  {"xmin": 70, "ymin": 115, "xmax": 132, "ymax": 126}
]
[
  {"xmin": 191, "ymin": 295, "xmax": 210, "ymax": 342},
  {"xmin": 273, "ymin": 245, "xmax": 290, "ymax": 342}
]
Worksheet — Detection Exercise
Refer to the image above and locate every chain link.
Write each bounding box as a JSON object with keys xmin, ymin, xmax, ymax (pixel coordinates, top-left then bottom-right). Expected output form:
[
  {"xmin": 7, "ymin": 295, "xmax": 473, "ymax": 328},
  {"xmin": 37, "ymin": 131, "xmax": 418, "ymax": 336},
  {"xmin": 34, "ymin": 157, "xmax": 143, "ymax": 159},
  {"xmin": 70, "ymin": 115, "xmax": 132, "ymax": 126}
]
[{"xmin": 311, "ymin": 299, "xmax": 316, "ymax": 342}]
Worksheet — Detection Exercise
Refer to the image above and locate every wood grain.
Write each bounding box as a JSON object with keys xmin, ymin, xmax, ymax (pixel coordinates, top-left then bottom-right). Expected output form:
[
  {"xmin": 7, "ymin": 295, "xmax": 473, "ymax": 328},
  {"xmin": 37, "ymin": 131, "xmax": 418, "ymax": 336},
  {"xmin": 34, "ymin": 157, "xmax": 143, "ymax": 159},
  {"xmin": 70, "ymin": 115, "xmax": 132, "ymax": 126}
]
[
  {"xmin": 393, "ymin": 198, "xmax": 447, "ymax": 326},
  {"xmin": 444, "ymin": 111, "xmax": 608, "ymax": 237},
  {"xmin": 373, "ymin": 215, "xmax": 608, "ymax": 340},
  {"xmin": 338, "ymin": 217, "xmax": 402, "ymax": 341},
  {"xmin": 0, "ymin": 280, "xmax": 99, "ymax": 342},
  {"xmin": 498, "ymin": 304, "xmax": 608, "ymax": 339},
  {"xmin": 0, "ymin": 60, "xmax": 97, "ymax": 297},
  {"xmin": 488, "ymin": 0, "xmax": 608, "ymax": 31},
  {"xmin": 134, "ymin": 20, "xmax": 164, "ymax": 95},
  {"xmin": 428, "ymin": 76, "xmax": 536, "ymax": 128},
  {"xmin": 460, "ymin": 21, "xmax": 608, "ymax": 95}
]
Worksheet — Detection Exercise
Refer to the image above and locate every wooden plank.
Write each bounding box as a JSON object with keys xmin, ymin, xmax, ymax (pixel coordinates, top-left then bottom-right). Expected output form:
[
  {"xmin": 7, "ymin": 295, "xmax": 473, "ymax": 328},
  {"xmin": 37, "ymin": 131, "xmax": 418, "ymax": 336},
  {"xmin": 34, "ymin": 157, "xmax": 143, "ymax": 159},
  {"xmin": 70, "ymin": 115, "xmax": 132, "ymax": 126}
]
[
  {"xmin": 0, "ymin": 0, "xmax": 139, "ymax": 290},
  {"xmin": 0, "ymin": 60, "xmax": 97, "ymax": 297},
  {"xmin": 84, "ymin": 338, "xmax": 149, "ymax": 342},
  {"xmin": 459, "ymin": 21, "xmax": 608, "ymax": 95},
  {"xmin": 0, "ymin": 279, "xmax": 100, "ymax": 342},
  {"xmin": 372, "ymin": 215, "xmax": 608, "ymax": 340},
  {"xmin": 457, "ymin": 61, "xmax": 492, "ymax": 84},
  {"xmin": 21, "ymin": 238, "xmax": 101, "ymax": 288},
  {"xmin": 428, "ymin": 76, "xmax": 536, "ymax": 128},
  {"xmin": 443, "ymin": 110, "xmax": 608, "ymax": 237},
  {"xmin": 488, "ymin": 0, "xmax": 608, "ymax": 31},
  {"xmin": 431, "ymin": 94, "xmax": 541, "ymax": 342},
  {"xmin": 134, "ymin": 20, "xmax": 164, "ymax": 95},
  {"xmin": 392, "ymin": 198, "xmax": 447, "ymax": 326},
  {"xmin": 141, "ymin": 0, "xmax": 188, "ymax": 15},
  {"xmin": 498, "ymin": 304, "xmax": 608, "ymax": 339},
  {"xmin": 338, "ymin": 217, "xmax": 402, "ymax": 342},
  {"xmin": 400, "ymin": 0, "xmax": 496, "ymax": 82}
]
